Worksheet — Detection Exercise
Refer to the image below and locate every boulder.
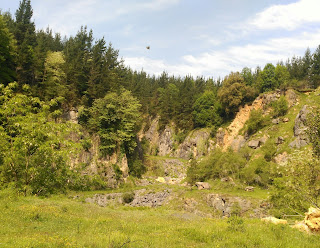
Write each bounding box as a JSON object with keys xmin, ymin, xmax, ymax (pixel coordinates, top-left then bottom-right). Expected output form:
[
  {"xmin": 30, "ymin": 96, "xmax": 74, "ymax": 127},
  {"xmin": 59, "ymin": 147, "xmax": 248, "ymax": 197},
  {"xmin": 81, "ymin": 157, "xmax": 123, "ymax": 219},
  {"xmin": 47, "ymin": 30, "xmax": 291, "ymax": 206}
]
[
  {"xmin": 261, "ymin": 216, "xmax": 288, "ymax": 225},
  {"xmin": 282, "ymin": 117, "xmax": 289, "ymax": 123},
  {"xmin": 248, "ymin": 140, "xmax": 260, "ymax": 149},
  {"xmin": 275, "ymin": 136, "xmax": 285, "ymax": 145},
  {"xmin": 292, "ymin": 222, "xmax": 310, "ymax": 234},
  {"xmin": 290, "ymin": 105, "xmax": 310, "ymax": 149},
  {"xmin": 304, "ymin": 207, "xmax": 320, "ymax": 233},
  {"xmin": 285, "ymin": 89, "xmax": 298, "ymax": 107},
  {"xmin": 245, "ymin": 186, "xmax": 254, "ymax": 192},
  {"xmin": 272, "ymin": 118, "xmax": 280, "ymax": 124},
  {"xmin": 195, "ymin": 182, "xmax": 211, "ymax": 190},
  {"xmin": 231, "ymin": 135, "xmax": 246, "ymax": 152},
  {"xmin": 130, "ymin": 189, "xmax": 171, "ymax": 207},
  {"xmin": 207, "ymin": 194, "xmax": 252, "ymax": 217}
]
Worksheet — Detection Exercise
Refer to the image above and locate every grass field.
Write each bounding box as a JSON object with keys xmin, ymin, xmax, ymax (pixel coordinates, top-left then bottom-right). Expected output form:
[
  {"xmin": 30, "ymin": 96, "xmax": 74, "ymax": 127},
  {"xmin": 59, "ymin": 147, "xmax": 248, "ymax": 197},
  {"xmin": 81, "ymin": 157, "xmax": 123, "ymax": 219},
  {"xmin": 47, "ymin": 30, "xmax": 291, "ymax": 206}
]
[{"xmin": 1, "ymin": 189, "xmax": 319, "ymax": 248}]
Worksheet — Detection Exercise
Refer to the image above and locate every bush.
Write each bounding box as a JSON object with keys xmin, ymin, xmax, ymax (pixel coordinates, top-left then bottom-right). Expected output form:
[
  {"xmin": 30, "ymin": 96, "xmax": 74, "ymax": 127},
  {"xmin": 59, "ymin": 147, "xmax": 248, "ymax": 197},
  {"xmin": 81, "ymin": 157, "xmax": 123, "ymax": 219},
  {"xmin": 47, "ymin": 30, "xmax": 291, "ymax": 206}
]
[
  {"xmin": 186, "ymin": 149, "xmax": 246, "ymax": 184},
  {"xmin": 245, "ymin": 109, "xmax": 269, "ymax": 135},
  {"xmin": 271, "ymin": 96, "xmax": 288, "ymax": 118},
  {"xmin": 122, "ymin": 192, "xmax": 135, "ymax": 204}
]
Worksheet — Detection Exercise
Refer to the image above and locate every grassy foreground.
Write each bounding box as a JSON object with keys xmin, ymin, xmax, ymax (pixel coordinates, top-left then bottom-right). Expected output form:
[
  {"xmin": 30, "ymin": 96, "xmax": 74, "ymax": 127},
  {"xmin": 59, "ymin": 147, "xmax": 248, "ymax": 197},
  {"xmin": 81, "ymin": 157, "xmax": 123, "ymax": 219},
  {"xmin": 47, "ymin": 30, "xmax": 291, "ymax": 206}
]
[{"xmin": 0, "ymin": 190, "xmax": 319, "ymax": 248}]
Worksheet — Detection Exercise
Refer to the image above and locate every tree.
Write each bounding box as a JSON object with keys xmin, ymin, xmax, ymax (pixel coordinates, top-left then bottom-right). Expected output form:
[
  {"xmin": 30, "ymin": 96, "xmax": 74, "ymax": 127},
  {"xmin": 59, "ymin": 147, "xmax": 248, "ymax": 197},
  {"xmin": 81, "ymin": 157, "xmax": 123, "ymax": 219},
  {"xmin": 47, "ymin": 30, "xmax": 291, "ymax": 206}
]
[
  {"xmin": 258, "ymin": 63, "xmax": 277, "ymax": 92},
  {"xmin": 193, "ymin": 91, "xmax": 222, "ymax": 128},
  {"xmin": 0, "ymin": 15, "xmax": 16, "ymax": 84},
  {"xmin": 42, "ymin": 51, "xmax": 67, "ymax": 100},
  {"xmin": 85, "ymin": 89, "xmax": 141, "ymax": 156},
  {"xmin": 311, "ymin": 45, "xmax": 320, "ymax": 89},
  {"xmin": 0, "ymin": 83, "xmax": 77, "ymax": 195},
  {"xmin": 14, "ymin": 0, "xmax": 36, "ymax": 85},
  {"xmin": 275, "ymin": 64, "xmax": 290, "ymax": 90},
  {"xmin": 218, "ymin": 72, "xmax": 256, "ymax": 116}
]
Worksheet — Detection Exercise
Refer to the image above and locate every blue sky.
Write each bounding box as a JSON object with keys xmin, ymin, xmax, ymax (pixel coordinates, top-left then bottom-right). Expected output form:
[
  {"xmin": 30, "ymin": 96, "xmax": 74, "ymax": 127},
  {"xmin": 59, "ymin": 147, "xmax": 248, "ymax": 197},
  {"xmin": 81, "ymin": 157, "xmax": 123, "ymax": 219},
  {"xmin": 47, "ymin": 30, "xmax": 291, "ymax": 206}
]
[{"xmin": 1, "ymin": 0, "xmax": 320, "ymax": 78}]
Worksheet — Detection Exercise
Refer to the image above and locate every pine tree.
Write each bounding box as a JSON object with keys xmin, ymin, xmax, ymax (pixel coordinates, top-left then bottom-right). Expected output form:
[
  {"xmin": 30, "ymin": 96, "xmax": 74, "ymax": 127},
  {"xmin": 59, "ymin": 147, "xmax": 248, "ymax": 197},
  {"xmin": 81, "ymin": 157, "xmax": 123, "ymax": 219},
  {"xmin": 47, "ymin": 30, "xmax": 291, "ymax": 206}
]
[{"xmin": 14, "ymin": 0, "xmax": 36, "ymax": 85}]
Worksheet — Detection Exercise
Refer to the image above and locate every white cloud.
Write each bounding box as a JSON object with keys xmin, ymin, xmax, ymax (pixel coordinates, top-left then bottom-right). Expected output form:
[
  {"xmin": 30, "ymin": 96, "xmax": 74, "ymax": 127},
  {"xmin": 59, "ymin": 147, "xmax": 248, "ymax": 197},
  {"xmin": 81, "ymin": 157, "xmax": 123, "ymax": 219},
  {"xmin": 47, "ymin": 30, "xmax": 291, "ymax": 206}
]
[
  {"xmin": 33, "ymin": 0, "xmax": 180, "ymax": 36},
  {"xmin": 124, "ymin": 29, "xmax": 320, "ymax": 78},
  {"xmin": 249, "ymin": 0, "xmax": 320, "ymax": 30}
]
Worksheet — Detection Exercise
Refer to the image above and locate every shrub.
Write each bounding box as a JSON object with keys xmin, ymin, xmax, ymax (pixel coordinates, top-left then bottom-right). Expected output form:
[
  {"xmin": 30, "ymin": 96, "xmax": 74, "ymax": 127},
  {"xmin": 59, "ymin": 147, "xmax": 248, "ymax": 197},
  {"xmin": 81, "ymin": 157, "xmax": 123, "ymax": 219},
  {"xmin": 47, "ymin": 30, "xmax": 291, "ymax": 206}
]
[
  {"xmin": 271, "ymin": 96, "xmax": 288, "ymax": 118},
  {"xmin": 245, "ymin": 109, "xmax": 269, "ymax": 135},
  {"xmin": 122, "ymin": 192, "xmax": 135, "ymax": 204}
]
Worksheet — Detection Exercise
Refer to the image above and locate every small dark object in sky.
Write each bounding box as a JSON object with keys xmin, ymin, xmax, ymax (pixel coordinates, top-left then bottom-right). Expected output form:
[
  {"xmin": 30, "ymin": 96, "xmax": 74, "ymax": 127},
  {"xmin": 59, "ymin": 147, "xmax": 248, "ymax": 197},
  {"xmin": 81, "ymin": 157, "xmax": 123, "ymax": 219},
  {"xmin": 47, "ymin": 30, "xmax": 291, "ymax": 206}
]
[{"xmin": 146, "ymin": 46, "xmax": 150, "ymax": 50}]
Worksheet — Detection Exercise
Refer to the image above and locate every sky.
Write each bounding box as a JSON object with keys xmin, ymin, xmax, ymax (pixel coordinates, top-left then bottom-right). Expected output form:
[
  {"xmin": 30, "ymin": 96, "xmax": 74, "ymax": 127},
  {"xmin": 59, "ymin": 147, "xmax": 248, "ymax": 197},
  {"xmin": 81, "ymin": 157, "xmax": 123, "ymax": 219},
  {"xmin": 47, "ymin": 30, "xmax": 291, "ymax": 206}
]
[{"xmin": 1, "ymin": 0, "xmax": 320, "ymax": 79}]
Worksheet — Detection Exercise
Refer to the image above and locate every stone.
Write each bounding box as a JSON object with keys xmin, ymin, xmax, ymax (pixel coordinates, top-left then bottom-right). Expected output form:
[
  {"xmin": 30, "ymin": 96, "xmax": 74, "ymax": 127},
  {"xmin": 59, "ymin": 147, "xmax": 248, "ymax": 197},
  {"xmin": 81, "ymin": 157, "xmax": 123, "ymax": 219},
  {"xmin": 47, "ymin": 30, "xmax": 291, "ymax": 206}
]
[
  {"xmin": 156, "ymin": 177, "xmax": 166, "ymax": 183},
  {"xmin": 272, "ymin": 118, "xmax": 280, "ymax": 124},
  {"xmin": 206, "ymin": 194, "xmax": 252, "ymax": 217},
  {"xmin": 195, "ymin": 182, "xmax": 211, "ymax": 190},
  {"xmin": 292, "ymin": 221, "xmax": 310, "ymax": 234},
  {"xmin": 129, "ymin": 189, "xmax": 171, "ymax": 207},
  {"xmin": 245, "ymin": 186, "xmax": 254, "ymax": 192},
  {"xmin": 275, "ymin": 136, "xmax": 285, "ymax": 145},
  {"xmin": 221, "ymin": 177, "xmax": 234, "ymax": 183},
  {"xmin": 289, "ymin": 138, "xmax": 308, "ymax": 149},
  {"xmin": 158, "ymin": 126, "xmax": 174, "ymax": 156},
  {"xmin": 259, "ymin": 136, "xmax": 268, "ymax": 145},
  {"xmin": 282, "ymin": 117, "xmax": 289, "ymax": 123},
  {"xmin": 285, "ymin": 89, "xmax": 298, "ymax": 107},
  {"xmin": 273, "ymin": 152, "xmax": 288, "ymax": 165},
  {"xmin": 231, "ymin": 135, "xmax": 246, "ymax": 152},
  {"xmin": 216, "ymin": 128, "xmax": 225, "ymax": 147},
  {"xmin": 304, "ymin": 207, "xmax": 320, "ymax": 233},
  {"xmin": 261, "ymin": 216, "xmax": 288, "ymax": 225},
  {"xmin": 248, "ymin": 140, "xmax": 260, "ymax": 149}
]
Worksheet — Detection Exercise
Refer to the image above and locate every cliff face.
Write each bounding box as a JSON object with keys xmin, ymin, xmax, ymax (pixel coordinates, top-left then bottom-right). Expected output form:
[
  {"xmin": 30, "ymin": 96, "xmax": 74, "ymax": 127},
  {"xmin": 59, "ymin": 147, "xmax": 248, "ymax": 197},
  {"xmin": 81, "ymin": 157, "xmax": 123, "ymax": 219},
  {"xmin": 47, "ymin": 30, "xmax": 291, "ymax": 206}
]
[{"xmin": 140, "ymin": 117, "xmax": 213, "ymax": 160}]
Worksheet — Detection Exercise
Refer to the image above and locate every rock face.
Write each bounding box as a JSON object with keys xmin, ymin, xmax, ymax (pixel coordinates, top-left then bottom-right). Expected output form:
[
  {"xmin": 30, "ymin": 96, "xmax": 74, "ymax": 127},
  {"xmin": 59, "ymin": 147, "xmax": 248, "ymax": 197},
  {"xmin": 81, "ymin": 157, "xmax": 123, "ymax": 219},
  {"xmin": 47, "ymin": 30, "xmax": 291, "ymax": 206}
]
[
  {"xmin": 85, "ymin": 189, "xmax": 171, "ymax": 208},
  {"xmin": 289, "ymin": 105, "xmax": 310, "ymax": 149},
  {"xmin": 206, "ymin": 194, "xmax": 252, "ymax": 217},
  {"xmin": 304, "ymin": 207, "xmax": 320, "ymax": 233},
  {"xmin": 141, "ymin": 117, "xmax": 212, "ymax": 159},
  {"xmin": 85, "ymin": 193, "xmax": 123, "ymax": 207},
  {"xmin": 175, "ymin": 129, "xmax": 210, "ymax": 159},
  {"xmin": 129, "ymin": 189, "xmax": 171, "ymax": 207},
  {"xmin": 248, "ymin": 140, "xmax": 260, "ymax": 149},
  {"xmin": 158, "ymin": 126, "xmax": 174, "ymax": 156},
  {"xmin": 285, "ymin": 89, "xmax": 298, "ymax": 107}
]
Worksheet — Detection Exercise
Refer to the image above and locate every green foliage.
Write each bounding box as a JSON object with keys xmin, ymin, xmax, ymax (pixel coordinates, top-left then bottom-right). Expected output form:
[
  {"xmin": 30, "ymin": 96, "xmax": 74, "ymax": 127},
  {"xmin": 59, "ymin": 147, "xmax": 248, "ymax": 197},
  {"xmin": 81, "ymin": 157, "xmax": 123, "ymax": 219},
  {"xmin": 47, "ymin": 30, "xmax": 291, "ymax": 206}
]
[
  {"xmin": 86, "ymin": 89, "xmax": 141, "ymax": 156},
  {"xmin": 271, "ymin": 150, "xmax": 320, "ymax": 215},
  {"xmin": 122, "ymin": 192, "xmax": 135, "ymax": 204},
  {"xmin": 258, "ymin": 63, "xmax": 277, "ymax": 92},
  {"xmin": 307, "ymin": 107, "xmax": 320, "ymax": 158},
  {"xmin": 271, "ymin": 96, "xmax": 288, "ymax": 118},
  {"xmin": 193, "ymin": 90, "xmax": 222, "ymax": 128},
  {"xmin": 245, "ymin": 109, "xmax": 269, "ymax": 135},
  {"xmin": 218, "ymin": 72, "xmax": 256, "ymax": 116},
  {"xmin": 187, "ymin": 149, "xmax": 246, "ymax": 184},
  {"xmin": 0, "ymin": 15, "xmax": 16, "ymax": 84},
  {"xmin": 275, "ymin": 64, "xmax": 290, "ymax": 90},
  {"xmin": 0, "ymin": 83, "xmax": 78, "ymax": 195},
  {"xmin": 241, "ymin": 157, "xmax": 275, "ymax": 187}
]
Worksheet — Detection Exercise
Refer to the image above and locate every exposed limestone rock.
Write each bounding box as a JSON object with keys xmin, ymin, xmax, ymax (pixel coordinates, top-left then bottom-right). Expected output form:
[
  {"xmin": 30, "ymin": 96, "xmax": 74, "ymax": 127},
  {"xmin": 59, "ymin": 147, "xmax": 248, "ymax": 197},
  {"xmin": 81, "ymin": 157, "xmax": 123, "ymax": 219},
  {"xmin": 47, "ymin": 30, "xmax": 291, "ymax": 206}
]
[
  {"xmin": 289, "ymin": 105, "xmax": 310, "ymax": 149},
  {"xmin": 231, "ymin": 135, "xmax": 246, "ymax": 152},
  {"xmin": 245, "ymin": 186, "xmax": 254, "ymax": 192},
  {"xmin": 216, "ymin": 128, "xmax": 226, "ymax": 147},
  {"xmin": 175, "ymin": 129, "xmax": 210, "ymax": 159},
  {"xmin": 195, "ymin": 182, "xmax": 211, "ymax": 190},
  {"xmin": 292, "ymin": 222, "xmax": 310, "ymax": 234},
  {"xmin": 63, "ymin": 109, "xmax": 78, "ymax": 124},
  {"xmin": 85, "ymin": 193, "xmax": 123, "ymax": 207},
  {"xmin": 273, "ymin": 152, "xmax": 288, "ymax": 165},
  {"xmin": 158, "ymin": 126, "xmax": 174, "ymax": 156},
  {"xmin": 272, "ymin": 118, "xmax": 280, "ymax": 124},
  {"xmin": 275, "ymin": 136, "xmax": 285, "ymax": 145},
  {"xmin": 129, "ymin": 189, "xmax": 171, "ymax": 207},
  {"xmin": 248, "ymin": 140, "xmax": 260, "ymax": 149},
  {"xmin": 143, "ymin": 117, "xmax": 160, "ymax": 150},
  {"xmin": 304, "ymin": 207, "xmax": 320, "ymax": 233},
  {"xmin": 206, "ymin": 194, "xmax": 253, "ymax": 217},
  {"xmin": 285, "ymin": 89, "xmax": 298, "ymax": 107},
  {"xmin": 283, "ymin": 117, "xmax": 289, "ymax": 123},
  {"xmin": 261, "ymin": 216, "xmax": 288, "ymax": 225}
]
